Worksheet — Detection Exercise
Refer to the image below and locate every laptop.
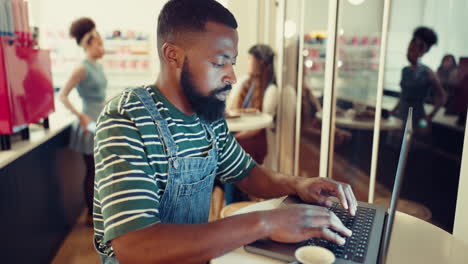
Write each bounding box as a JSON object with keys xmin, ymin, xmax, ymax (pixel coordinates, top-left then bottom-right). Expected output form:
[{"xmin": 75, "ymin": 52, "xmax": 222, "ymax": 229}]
[{"xmin": 245, "ymin": 107, "xmax": 414, "ymax": 264}]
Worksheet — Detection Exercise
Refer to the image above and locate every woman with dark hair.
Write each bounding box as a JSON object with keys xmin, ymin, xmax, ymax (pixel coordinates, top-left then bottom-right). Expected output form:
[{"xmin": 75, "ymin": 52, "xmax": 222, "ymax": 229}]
[
  {"xmin": 393, "ymin": 26, "xmax": 446, "ymax": 128},
  {"xmin": 224, "ymin": 44, "xmax": 278, "ymax": 204},
  {"xmin": 58, "ymin": 17, "xmax": 107, "ymax": 224},
  {"xmin": 437, "ymin": 54, "xmax": 458, "ymax": 114},
  {"xmin": 227, "ymin": 44, "xmax": 278, "ymax": 164}
]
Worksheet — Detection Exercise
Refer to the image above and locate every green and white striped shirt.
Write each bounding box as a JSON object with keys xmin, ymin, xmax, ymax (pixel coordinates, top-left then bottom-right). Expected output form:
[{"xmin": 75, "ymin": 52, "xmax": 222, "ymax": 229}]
[{"xmin": 93, "ymin": 86, "xmax": 256, "ymax": 256}]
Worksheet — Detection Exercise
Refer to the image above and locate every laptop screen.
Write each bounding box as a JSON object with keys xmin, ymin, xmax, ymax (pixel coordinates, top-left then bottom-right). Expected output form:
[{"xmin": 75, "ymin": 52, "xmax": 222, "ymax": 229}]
[{"xmin": 379, "ymin": 107, "xmax": 413, "ymax": 263}]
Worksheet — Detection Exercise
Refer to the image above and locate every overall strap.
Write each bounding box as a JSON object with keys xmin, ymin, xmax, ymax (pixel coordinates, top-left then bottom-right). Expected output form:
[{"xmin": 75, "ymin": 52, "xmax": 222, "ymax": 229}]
[{"xmin": 130, "ymin": 87, "xmax": 179, "ymax": 158}]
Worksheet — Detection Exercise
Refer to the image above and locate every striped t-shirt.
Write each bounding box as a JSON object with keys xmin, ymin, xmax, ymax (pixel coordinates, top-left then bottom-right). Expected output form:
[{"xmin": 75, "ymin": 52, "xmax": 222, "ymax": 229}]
[{"xmin": 93, "ymin": 86, "xmax": 256, "ymax": 256}]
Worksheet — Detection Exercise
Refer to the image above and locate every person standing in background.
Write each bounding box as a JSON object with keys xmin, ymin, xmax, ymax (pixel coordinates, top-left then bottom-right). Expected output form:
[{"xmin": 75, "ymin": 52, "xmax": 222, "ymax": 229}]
[
  {"xmin": 59, "ymin": 17, "xmax": 107, "ymax": 224},
  {"xmin": 436, "ymin": 54, "xmax": 458, "ymax": 115},
  {"xmin": 392, "ymin": 27, "xmax": 446, "ymax": 129}
]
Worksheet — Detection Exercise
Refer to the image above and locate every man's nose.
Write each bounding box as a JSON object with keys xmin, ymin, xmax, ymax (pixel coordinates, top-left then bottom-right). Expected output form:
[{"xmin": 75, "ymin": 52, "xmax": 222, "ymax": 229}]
[{"xmin": 224, "ymin": 63, "xmax": 237, "ymax": 85}]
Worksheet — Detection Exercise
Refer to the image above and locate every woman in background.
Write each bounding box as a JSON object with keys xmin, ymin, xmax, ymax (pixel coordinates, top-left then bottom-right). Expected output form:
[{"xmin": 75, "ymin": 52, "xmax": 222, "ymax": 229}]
[
  {"xmin": 59, "ymin": 17, "xmax": 107, "ymax": 223},
  {"xmin": 393, "ymin": 27, "xmax": 446, "ymax": 128},
  {"xmin": 437, "ymin": 54, "xmax": 458, "ymax": 115},
  {"xmin": 227, "ymin": 44, "xmax": 278, "ymax": 164},
  {"xmin": 225, "ymin": 44, "xmax": 277, "ymax": 204}
]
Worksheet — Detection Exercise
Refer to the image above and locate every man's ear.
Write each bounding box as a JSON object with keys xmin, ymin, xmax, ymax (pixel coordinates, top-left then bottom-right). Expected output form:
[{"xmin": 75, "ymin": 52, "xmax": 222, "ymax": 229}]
[{"xmin": 161, "ymin": 42, "xmax": 185, "ymax": 69}]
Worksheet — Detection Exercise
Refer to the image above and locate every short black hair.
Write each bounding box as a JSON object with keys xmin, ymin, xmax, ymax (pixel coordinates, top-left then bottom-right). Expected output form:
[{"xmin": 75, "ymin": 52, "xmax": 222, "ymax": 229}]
[
  {"xmin": 413, "ymin": 26, "xmax": 438, "ymax": 50},
  {"xmin": 69, "ymin": 17, "xmax": 95, "ymax": 45},
  {"xmin": 157, "ymin": 0, "xmax": 237, "ymax": 57}
]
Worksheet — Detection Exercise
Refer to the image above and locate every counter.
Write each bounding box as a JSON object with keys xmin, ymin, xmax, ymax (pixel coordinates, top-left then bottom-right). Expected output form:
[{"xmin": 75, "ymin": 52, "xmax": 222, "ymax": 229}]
[
  {"xmin": 0, "ymin": 93, "xmax": 86, "ymax": 263},
  {"xmin": 0, "ymin": 98, "xmax": 75, "ymax": 168}
]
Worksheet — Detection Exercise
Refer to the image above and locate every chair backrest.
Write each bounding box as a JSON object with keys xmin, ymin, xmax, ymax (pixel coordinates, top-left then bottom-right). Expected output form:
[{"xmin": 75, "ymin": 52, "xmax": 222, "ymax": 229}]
[{"xmin": 220, "ymin": 202, "xmax": 256, "ymax": 218}]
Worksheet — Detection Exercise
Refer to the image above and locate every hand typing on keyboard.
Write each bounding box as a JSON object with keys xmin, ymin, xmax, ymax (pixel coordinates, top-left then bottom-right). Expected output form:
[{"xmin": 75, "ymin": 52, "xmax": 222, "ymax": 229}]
[
  {"xmin": 305, "ymin": 203, "xmax": 376, "ymax": 263},
  {"xmin": 263, "ymin": 204, "xmax": 352, "ymax": 245},
  {"xmin": 294, "ymin": 177, "xmax": 358, "ymax": 216}
]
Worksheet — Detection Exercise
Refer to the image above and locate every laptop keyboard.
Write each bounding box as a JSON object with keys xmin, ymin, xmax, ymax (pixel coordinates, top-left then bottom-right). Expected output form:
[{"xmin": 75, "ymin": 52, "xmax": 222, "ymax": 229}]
[{"xmin": 305, "ymin": 203, "xmax": 376, "ymax": 263}]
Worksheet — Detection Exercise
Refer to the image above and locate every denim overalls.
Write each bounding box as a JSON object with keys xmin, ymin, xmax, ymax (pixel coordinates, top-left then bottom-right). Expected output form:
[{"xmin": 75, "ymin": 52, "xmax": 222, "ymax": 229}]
[{"xmin": 99, "ymin": 87, "xmax": 218, "ymax": 263}]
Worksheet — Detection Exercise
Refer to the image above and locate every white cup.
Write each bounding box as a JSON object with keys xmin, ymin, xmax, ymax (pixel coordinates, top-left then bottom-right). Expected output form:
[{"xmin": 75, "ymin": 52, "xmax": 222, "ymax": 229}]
[{"xmin": 295, "ymin": 246, "xmax": 336, "ymax": 264}]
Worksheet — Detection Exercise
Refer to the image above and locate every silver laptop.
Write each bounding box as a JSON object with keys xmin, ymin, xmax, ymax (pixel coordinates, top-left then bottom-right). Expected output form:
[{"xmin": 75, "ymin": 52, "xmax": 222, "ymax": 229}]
[{"xmin": 245, "ymin": 108, "xmax": 414, "ymax": 264}]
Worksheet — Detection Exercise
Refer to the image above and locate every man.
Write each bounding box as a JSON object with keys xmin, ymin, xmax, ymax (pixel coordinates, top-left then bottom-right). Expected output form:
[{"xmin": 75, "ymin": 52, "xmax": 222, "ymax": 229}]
[{"xmin": 93, "ymin": 0, "xmax": 357, "ymax": 263}]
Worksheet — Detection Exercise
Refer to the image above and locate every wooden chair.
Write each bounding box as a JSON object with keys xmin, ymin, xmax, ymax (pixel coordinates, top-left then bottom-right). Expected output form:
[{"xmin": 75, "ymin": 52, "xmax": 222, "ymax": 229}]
[{"xmin": 220, "ymin": 201, "xmax": 257, "ymax": 218}]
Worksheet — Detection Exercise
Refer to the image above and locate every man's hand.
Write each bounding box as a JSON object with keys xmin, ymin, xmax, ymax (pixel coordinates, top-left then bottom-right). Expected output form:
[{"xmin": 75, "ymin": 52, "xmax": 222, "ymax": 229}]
[
  {"xmin": 295, "ymin": 178, "xmax": 357, "ymax": 216},
  {"xmin": 263, "ymin": 204, "xmax": 352, "ymax": 244}
]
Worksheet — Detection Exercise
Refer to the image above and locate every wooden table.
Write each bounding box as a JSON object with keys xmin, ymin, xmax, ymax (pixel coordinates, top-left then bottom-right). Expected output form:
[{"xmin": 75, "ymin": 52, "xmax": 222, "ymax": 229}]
[
  {"xmin": 226, "ymin": 112, "xmax": 274, "ymax": 132},
  {"xmin": 316, "ymin": 111, "xmax": 403, "ymax": 131}
]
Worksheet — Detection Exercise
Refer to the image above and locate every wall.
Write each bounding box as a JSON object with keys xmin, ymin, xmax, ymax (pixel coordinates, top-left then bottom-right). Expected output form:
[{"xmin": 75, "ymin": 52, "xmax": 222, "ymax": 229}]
[
  {"xmin": 421, "ymin": 0, "xmax": 468, "ymax": 70},
  {"xmin": 29, "ymin": 0, "xmax": 259, "ymax": 89},
  {"xmin": 303, "ymin": 0, "xmax": 383, "ymax": 34},
  {"xmin": 383, "ymin": 0, "xmax": 425, "ymax": 92},
  {"xmin": 340, "ymin": 0, "xmax": 383, "ymax": 34},
  {"xmin": 29, "ymin": 0, "xmax": 166, "ymax": 32},
  {"xmin": 257, "ymin": 0, "xmax": 276, "ymax": 49},
  {"xmin": 276, "ymin": 0, "xmax": 303, "ymax": 174},
  {"xmin": 226, "ymin": 0, "xmax": 260, "ymax": 80},
  {"xmin": 29, "ymin": 0, "xmax": 168, "ymax": 90}
]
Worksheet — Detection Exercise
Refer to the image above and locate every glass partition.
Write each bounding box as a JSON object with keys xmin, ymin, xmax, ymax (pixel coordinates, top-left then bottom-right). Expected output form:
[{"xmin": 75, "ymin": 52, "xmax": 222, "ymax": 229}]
[
  {"xmin": 277, "ymin": 0, "xmax": 302, "ymax": 174},
  {"xmin": 376, "ymin": 0, "xmax": 468, "ymax": 232},
  {"xmin": 277, "ymin": 0, "xmax": 466, "ymax": 232},
  {"xmin": 293, "ymin": 0, "xmax": 388, "ymax": 201},
  {"xmin": 329, "ymin": 0, "xmax": 386, "ymax": 202},
  {"xmin": 296, "ymin": 1, "xmax": 329, "ymax": 178}
]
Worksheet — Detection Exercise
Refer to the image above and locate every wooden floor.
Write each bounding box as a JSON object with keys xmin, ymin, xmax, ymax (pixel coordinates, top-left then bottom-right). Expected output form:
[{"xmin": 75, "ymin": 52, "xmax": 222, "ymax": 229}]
[
  {"xmin": 298, "ymin": 136, "xmax": 391, "ymax": 201},
  {"xmin": 51, "ymin": 210, "xmax": 100, "ymax": 264}
]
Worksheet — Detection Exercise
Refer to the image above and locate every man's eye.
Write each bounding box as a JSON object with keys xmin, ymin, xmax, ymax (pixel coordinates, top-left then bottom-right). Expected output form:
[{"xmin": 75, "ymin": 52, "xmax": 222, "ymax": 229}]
[{"xmin": 213, "ymin": 63, "xmax": 224, "ymax": 68}]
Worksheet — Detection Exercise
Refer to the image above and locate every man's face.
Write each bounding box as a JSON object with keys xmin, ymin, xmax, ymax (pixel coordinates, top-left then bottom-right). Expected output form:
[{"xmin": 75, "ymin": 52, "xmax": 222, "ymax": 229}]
[
  {"xmin": 180, "ymin": 58, "xmax": 232, "ymax": 122},
  {"xmin": 180, "ymin": 22, "xmax": 238, "ymax": 121}
]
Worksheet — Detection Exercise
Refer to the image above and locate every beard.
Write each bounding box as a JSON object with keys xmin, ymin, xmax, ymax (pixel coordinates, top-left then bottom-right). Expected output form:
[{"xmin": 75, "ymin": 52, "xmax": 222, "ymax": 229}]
[{"xmin": 180, "ymin": 59, "xmax": 231, "ymax": 122}]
